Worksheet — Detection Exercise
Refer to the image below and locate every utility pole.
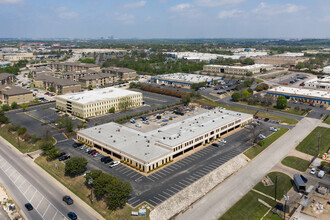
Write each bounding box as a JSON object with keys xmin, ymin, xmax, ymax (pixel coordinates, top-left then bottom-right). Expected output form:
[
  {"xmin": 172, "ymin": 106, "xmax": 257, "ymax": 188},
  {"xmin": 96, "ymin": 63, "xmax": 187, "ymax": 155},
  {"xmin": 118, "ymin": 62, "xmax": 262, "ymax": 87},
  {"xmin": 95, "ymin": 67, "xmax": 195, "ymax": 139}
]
[
  {"xmin": 283, "ymin": 193, "xmax": 289, "ymax": 220},
  {"xmin": 317, "ymin": 133, "xmax": 320, "ymax": 157},
  {"xmin": 274, "ymin": 175, "xmax": 277, "ymax": 202}
]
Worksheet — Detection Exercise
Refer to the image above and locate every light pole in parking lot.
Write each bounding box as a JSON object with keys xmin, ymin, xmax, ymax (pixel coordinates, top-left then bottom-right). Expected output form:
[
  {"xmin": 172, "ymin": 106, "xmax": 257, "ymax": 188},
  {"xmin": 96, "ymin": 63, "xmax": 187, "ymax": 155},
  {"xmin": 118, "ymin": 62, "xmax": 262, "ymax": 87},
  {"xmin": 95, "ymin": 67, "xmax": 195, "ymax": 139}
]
[{"xmin": 88, "ymin": 178, "xmax": 94, "ymax": 204}]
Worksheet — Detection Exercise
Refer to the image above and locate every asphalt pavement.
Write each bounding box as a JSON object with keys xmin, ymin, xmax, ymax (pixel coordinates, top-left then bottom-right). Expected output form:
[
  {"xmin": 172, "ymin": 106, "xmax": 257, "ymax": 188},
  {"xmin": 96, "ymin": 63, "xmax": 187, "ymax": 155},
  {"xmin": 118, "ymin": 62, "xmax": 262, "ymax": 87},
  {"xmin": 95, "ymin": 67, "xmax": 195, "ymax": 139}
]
[{"xmin": 0, "ymin": 138, "xmax": 97, "ymax": 220}]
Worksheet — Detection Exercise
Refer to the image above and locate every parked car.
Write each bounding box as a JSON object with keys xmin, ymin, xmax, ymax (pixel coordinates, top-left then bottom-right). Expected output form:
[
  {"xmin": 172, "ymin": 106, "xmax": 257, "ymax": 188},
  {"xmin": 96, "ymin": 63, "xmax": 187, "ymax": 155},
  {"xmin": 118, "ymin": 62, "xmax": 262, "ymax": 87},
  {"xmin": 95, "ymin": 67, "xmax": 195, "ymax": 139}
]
[
  {"xmin": 72, "ymin": 142, "xmax": 83, "ymax": 148},
  {"xmin": 259, "ymin": 134, "xmax": 266, "ymax": 140},
  {"xmin": 88, "ymin": 149, "xmax": 96, "ymax": 155},
  {"xmin": 91, "ymin": 150, "xmax": 98, "ymax": 156},
  {"xmin": 59, "ymin": 154, "xmax": 71, "ymax": 161},
  {"xmin": 269, "ymin": 127, "xmax": 278, "ymax": 132},
  {"xmin": 219, "ymin": 139, "xmax": 227, "ymax": 144},
  {"xmin": 264, "ymin": 118, "xmax": 269, "ymax": 122},
  {"xmin": 317, "ymin": 170, "xmax": 325, "ymax": 178},
  {"xmin": 293, "ymin": 100, "xmax": 298, "ymax": 104},
  {"xmin": 25, "ymin": 203, "xmax": 33, "ymax": 211},
  {"xmin": 130, "ymin": 118, "xmax": 135, "ymax": 124},
  {"xmin": 63, "ymin": 195, "xmax": 74, "ymax": 205},
  {"xmin": 212, "ymin": 143, "xmax": 220, "ymax": 147},
  {"xmin": 310, "ymin": 168, "xmax": 316, "ymax": 175},
  {"xmin": 67, "ymin": 212, "xmax": 77, "ymax": 220},
  {"xmin": 109, "ymin": 161, "xmax": 120, "ymax": 168}
]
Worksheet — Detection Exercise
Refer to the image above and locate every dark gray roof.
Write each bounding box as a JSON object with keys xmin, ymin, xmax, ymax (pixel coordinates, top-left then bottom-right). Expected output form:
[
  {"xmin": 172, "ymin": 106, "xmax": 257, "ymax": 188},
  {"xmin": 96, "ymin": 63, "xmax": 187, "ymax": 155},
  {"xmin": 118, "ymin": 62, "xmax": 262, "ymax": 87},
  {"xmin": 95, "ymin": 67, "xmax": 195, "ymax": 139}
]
[
  {"xmin": 35, "ymin": 74, "xmax": 79, "ymax": 86},
  {"xmin": 0, "ymin": 73, "xmax": 14, "ymax": 81},
  {"xmin": 0, "ymin": 85, "xmax": 32, "ymax": 96}
]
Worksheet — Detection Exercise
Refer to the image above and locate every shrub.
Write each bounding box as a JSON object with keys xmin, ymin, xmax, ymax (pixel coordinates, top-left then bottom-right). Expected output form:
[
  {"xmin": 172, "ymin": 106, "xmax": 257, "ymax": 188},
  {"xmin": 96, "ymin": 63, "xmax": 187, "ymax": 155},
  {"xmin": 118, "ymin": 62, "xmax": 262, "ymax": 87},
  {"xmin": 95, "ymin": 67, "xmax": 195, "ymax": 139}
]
[{"xmin": 258, "ymin": 141, "xmax": 264, "ymax": 146}]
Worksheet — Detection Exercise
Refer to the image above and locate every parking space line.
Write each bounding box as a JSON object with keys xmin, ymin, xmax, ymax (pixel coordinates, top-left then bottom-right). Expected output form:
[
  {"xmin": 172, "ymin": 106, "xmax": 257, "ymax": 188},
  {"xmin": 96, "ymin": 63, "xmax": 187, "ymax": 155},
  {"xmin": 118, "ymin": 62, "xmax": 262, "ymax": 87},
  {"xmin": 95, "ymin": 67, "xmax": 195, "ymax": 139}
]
[
  {"xmin": 135, "ymin": 176, "xmax": 144, "ymax": 182},
  {"xmin": 159, "ymin": 169, "xmax": 170, "ymax": 174},
  {"xmin": 23, "ymin": 184, "xmax": 31, "ymax": 195},
  {"xmin": 178, "ymin": 182, "xmax": 187, "ymax": 187},
  {"xmin": 130, "ymin": 199, "xmax": 141, "ymax": 207},
  {"xmin": 146, "ymin": 176, "xmax": 155, "ymax": 182},
  {"xmin": 170, "ymin": 164, "xmax": 181, "ymax": 169},
  {"xmin": 30, "ymin": 190, "xmax": 38, "ymax": 202},
  {"xmin": 148, "ymin": 199, "xmax": 158, "ymax": 206},
  {"xmin": 152, "ymin": 172, "xmax": 163, "ymax": 178},
  {"xmin": 128, "ymin": 196, "xmax": 136, "ymax": 202},
  {"xmin": 157, "ymin": 194, "xmax": 167, "ymax": 200},
  {"xmin": 191, "ymin": 173, "xmax": 203, "ymax": 179},
  {"xmin": 170, "ymin": 187, "xmax": 180, "ymax": 192},
  {"xmin": 174, "ymin": 184, "xmax": 184, "ymax": 190},
  {"xmin": 181, "ymin": 179, "xmax": 191, "ymax": 185},
  {"xmin": 167, "ymin": 188, "xmax": 176, "ymax": 194},
  {"xmin": 18, "ymin": 179, "xmax": 26, "ymax": 188},
  {"xmin": 129, "ymin": 172, "xmax": 140, "ymax": 179},
  {"xmin": 162, "ymin": 191, "xmax": 172, "ymax": 197},
  {"xmin": 42, "ymin": 204, "xmax": 51, "ymax": 217},
  {"xmin": 51, "ymin": 210, "xmax": 58, "ymax": 220},
  {"xmin": 13, "ymin": 174, "xmax": 21, "ymax": 184},
  {"xmin": 164, "ymin": 167, "xmax": 175, "ymax": 172},
  {"xmin": 3, "ymin": 164, "xmax": 12, "ymax": 172},
  {"xmin": 36, "ymin": 197, "xmax": 44, "ymax": 209},
  {"xmin": 153, "ymin": 196, "xmax": 163, "ymax": 203},
  {"xmin": 122, "ymin": 169, "xmax": 135, "ymax": 175}
]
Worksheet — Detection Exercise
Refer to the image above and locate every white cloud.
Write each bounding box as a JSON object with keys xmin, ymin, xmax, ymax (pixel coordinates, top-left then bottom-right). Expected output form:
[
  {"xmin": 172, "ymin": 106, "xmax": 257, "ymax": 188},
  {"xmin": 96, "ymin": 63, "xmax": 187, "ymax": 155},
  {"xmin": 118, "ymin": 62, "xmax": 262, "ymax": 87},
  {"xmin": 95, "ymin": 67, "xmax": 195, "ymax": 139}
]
[
  {"xmin": 218, "ymin": 9, "xmax": 242, "ymax": 19},
  {"xmin": 169, "ymin": 3, "xmax": 192, "ymax": 12},
  {"xmin": 0, "ymin": 0, "xmax": 23, "ymax": 4},
  {"xmin": 55, "ymin": 6, "xmax": 68, "ymax": 12},
  {"xmin": 195, "ymin": 0, "xmax": 244, "ymax": 7},
  {"xmin": 169, "ymin": 3, "xmax": 202, "ymax": 18},
  {"xmin": 253, "ymin": 2, "xmax": 304, "ymax": 15},
  {"xmin": 58, "ymin": 11, "xmax": 79, "ymax": 19},
  {"xmin": 123, "ymin": 1, "xmax": 146, "ymax": 8},
  {"xmin": 114, "ymin": 13, "xmax": 135, "ymax": 24}
]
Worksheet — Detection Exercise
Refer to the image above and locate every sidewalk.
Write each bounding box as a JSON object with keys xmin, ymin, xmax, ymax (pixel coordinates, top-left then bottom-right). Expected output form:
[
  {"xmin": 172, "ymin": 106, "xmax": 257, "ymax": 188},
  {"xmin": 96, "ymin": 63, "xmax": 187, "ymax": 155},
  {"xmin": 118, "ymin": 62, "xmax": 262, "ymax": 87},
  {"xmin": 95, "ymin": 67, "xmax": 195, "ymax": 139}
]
[{"xmin": 0, "ymin": 136, "xmax": 105, "ymax": 220}]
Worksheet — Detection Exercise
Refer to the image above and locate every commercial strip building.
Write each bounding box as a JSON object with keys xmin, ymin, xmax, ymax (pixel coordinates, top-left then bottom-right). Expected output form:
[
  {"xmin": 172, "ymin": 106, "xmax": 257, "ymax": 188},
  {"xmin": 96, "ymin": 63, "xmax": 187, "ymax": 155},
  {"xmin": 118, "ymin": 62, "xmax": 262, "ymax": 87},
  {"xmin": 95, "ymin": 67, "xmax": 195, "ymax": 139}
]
[
  {"xmin": 0, "ymin": 53, "xmax": 34, "ymax": 61},
  {"xmin": 267, "ymin": 87, "xmax": 330, "ymax": 107},
  {"xmin": 203, "ymin": 64, "xmax": 273, "ymax": 75},
  {"xmin": 304, "ymin": 76, "xmax": 330, "ymax": 90},
  {"xmin": 150, "ymin": 73, "xmax": 222, "ymax": 88},
  {"xmin": 56, "ymin": 87, "xmax": 143, "ymax": 118},
  {"xmin": 0, "ymin": 85, "xmax": 33, "ymax": 104},
  {"xmin": 76, "ymin": 108, "xmax": 253, "ymax": 173},
  {"xmin": 48, "ymin": 62, "xmax": 100, "ymax": 72},
  {"xmin": 34, "ymin": 74, "xmax": 81, "ymax": 95},
  {"xmin": 0, "ymin": 73, "xmax": 16, "ymax": 85}
]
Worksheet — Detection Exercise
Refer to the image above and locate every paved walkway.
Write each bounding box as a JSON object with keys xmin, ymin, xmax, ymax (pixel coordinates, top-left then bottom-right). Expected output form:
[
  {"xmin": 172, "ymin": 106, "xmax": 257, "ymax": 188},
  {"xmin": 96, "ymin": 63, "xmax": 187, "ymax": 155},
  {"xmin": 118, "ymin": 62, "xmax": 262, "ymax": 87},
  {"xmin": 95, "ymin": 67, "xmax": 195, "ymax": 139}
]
[
  {"xmin": 287, "ymin": 149, "xmax": 314, "ymax": 161},
  {"xmin": 175, "ymin": 117, "xmax": 321, "ymax": 220}
]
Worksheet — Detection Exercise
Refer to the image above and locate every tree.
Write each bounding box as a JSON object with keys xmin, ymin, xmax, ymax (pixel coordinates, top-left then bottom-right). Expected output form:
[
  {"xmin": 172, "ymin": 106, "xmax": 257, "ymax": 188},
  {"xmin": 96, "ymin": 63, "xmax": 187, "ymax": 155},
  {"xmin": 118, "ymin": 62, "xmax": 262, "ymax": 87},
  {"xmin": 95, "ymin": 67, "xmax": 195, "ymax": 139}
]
[
  {"xmin": 57, "ymin": 117, "xmax": 74, "ymax": 133},
  {"xmin": 118, "ymin": 97, "xmax": 133, "ymax": 112},
  {"xmin": 241, "ymin": 58, "xmax": 255, "ymax": 65},
  {"xmin": 88, "ymin": 85, "xmax": 93, "ymax": 90},
  {"xmin": 105, "ymin": 177, "xmax": 132, "ymax": 210},
  {"xmin": 246, "ymin": 72, "xmax": 253, "ymax": 76},
  {"xmin": 45, "ymin": 147, "xmax": 61, "ymax": 160},
  {"xmin": 49, "ymin": 86, "xmax": 55, "ymax": 93},
  {"xmin": 85, "ymin": 169, "xmax": 103, "ymax": 185},
  {"xmin": 40, "ymin": 141, "xmax": 54, "ymax": 151},
  {"xmin": 17, "ymin": 127, "xmax": 27, "ymax": 136},
  {"xmin": 1, "ymin": 104, "xmax": 11, "ymax": 111},
  {"xmin": 108, "ymin": 107, "xmax": 115, "ymax": 113},
  {"xmin": 241, "ymin": 90, "xmax": 251, "ymax": 101},
  {"xmin": 276, "ymin": 96, "xmax": 287, "ymax": 109},
  {"xmin": 0, "ymin": 115, "xmax": 9, "ymax": 124},
  {"xmin": 11, "ymin": 102, "xmax": 18, "ymax": 109},
  {"xmin": 255, "ymin": 83, "xmax": 269, "ymax": 92},
  {"xmin": 80, "ymin": 58, "xmax": 95, "ymax": 64},
  {"xmin": 93, "ymin": 173, "xmax": 115, "ymax": 199},
  {"xmin": 181, "ymin": 94, "xmax": 191, "ymax": 105},
  {"xmin": 231, "ymin": 92, "xmax": 241, "ymax": 102},
  {"xmin": 22, "ymin": 103, "xmax": 29, "ymax": 111},
  {"xmin": 65, "ymin": 157, "xmax": 88, "ymax": 176}
]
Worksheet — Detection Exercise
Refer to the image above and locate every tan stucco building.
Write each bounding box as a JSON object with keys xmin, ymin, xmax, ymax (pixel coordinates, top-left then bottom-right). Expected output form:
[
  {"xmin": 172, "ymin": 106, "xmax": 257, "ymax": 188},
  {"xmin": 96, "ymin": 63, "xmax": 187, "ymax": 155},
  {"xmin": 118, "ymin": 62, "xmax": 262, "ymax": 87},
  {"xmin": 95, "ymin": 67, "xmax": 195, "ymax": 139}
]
[{"xmin": 0, "ymin": 85, "xmax": 33, "ymax": 104}]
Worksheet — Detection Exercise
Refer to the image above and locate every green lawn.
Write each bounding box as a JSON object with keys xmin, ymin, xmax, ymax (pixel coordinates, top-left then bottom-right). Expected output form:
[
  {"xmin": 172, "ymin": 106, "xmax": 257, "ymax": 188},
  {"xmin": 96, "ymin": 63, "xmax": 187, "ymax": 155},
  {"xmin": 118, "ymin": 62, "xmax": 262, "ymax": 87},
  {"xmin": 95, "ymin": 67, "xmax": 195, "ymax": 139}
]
[
  {"xmin": 35, "ymin": 156, "xmax": 150, "ymax": 220},
  {"xmin": 323, "ymin": 115, "xmax": 330, "ymax": 125},
  {"xmin": 254, "ymin": 172, "xmax": 293, "ymax": 200},
  {"xmin": 244, "ymin": 128, "xmax": 289, "ymax": 159},
  {"xmin": 195, "ymin": 98, "xmax": 298, "ymax": 125},
  {"xmin": 219, "ymin": 191, "xmax": 276, "ymax": 220},
  {"xmin": 281, "ymin": 156, "xmax": 310, "ymax": 172},
  {"xmin": 296, "ymin": 126, "xmax": 330, "ymax": 156}
]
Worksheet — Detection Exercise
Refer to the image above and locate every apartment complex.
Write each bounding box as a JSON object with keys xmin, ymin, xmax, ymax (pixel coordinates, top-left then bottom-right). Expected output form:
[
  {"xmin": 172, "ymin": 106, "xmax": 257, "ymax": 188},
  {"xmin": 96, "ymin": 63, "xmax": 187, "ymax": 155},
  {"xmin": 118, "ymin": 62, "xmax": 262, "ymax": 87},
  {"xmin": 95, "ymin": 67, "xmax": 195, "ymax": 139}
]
[
  {"xmin": 57, "ymin": 70, "xmax": 98, "ymax": 81},
  {"xmin": 34, "ymin": 74, "xmax": 81, "ymax": 94},
  {"xmin": 150, "ymin": 73, "xmax": 221, "ymax": 88},
  {"xmin": 0, "ymin": 85, "xmax": 33, "ymax": 104},
  {"xmin": 0, "ymin": 73, "xmax": 16, "ymax": 85},
  {"xmin": 203, "ymin": 64, "xmax": 273, "ymax": 75},
  {"xmin": 101, "ymin": 67, "xmax": 137, "ymax": 81},
  {"xmin": 0, "ymin": 53, "xmax": 34, "ymax": 61},
  {"xmin": 252, "ymin": 56, "xmax": 308, "ymax": 66},
  {"xmin": 56, "ymin": 87, "xmax": 143, "ymax": 118},
  {"xmin": 77, "ymin": 108, "xmax": 253, "ymax": 173},
  {"xmin": 48, "ymin": 62, "xmax": 100, "ymax": 72},
  {"xmin": 304, "ymin": 76, "xmax": 330, "ymax": 90},
  {"xmin": 78, "ymin": 73, "xmax": 113, "ymax": 88},
  {"xmin": 267, "ymin": 87, "xmax": 330, "ymax": 107}
]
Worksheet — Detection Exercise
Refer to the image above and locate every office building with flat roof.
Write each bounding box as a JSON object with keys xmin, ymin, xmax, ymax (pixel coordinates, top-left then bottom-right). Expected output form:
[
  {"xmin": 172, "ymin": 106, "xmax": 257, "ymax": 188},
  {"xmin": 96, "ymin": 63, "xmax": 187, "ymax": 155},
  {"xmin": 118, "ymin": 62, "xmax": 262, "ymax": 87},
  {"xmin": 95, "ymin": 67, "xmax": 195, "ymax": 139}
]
[
  {"xmin": 56, "ymin": 87, "xmax": 143, "ymax": 118},
  {"xmin": 77, "ymin": 108, "xmax": 253, "ymax": 173},
  {"xmin": 304, "ymin": 76, "xmax": 330, "ymax": 90},
  {"xmin": 150, "ymin": 73, "xmax": 221, "ymax": 88},
  {"xmin": 203, "ymin": 64, "xmax": 273, "ymax": 75},
  {"xmin": 267, "ymin": 86, "xmax": 330, "ymax": 107}
]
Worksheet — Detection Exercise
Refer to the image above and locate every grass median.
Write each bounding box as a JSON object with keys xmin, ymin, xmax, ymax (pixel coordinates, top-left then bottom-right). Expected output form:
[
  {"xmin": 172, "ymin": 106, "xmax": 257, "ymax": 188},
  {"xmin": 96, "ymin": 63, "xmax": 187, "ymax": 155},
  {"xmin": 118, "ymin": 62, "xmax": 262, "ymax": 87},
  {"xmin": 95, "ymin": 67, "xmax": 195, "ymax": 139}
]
[
  {"xmin": 244, "ymin": 127, "xmax": 289, "ymax": 160},
  {"xmin": 194, "ymin": 98, "xmax": 298, "ymax": 125},
  {"xmin": 35, "ymin": 155, "xmax": 150, "ymax": 220},
  {"xmin": 322, "ymin": 115, "xmax": 330, "ymax": 125},
  {"xmin": 281, "ymin": 156, "xmax": 310, "ymax": 172},
  {"xmin": 296, "ymin": 126, "xmax": 330, "ymax": 157}
]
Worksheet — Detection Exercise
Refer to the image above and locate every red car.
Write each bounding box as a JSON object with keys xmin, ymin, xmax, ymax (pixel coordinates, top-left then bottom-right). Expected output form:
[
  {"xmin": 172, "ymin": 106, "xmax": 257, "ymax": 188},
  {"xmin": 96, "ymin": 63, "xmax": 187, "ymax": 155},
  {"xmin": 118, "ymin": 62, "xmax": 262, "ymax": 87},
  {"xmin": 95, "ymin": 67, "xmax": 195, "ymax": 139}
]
[{"xmin": 91, "ymin": 151, "xmax": 98, "ymax": 156}]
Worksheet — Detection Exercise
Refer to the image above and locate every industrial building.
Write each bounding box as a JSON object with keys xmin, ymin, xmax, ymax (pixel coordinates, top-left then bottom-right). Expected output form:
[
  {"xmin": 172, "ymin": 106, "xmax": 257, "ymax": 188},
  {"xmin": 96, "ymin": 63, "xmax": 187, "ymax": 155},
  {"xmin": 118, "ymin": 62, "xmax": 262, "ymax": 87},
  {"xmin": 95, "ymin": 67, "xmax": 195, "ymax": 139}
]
[
  {"xmin": 56, "ymin": 87, "xmax": 143, "ymax": 118},
  {"xmin": 77, "ymin": 108, "xmax": 253, "ymax": 173},
  {"xmin": 0, "ymin": 85, "xmax": 33, "ymax": 104},
  {"xmin": 267, "ymin": 87, "xmax": 330, "ymax": 107},
  {"xmin": 304, "ymin": 76, "xmax": 330, "ymax": 90},
  {"xmin": 203, "ymin": 64, "xmax": 273, "ymax": 75},
  {"xmin": 150, "ymin": 73, "xmax": 221, "ymax": 88}
]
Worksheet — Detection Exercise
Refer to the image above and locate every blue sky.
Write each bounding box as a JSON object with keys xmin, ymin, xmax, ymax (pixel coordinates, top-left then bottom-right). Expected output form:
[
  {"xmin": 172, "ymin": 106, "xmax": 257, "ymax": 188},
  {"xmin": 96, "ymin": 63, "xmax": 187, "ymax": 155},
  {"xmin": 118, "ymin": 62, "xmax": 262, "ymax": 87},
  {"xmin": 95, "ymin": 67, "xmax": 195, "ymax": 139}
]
[{"xmin": 1, "ymin": 0, "xmax": 330, "ymax": 39}]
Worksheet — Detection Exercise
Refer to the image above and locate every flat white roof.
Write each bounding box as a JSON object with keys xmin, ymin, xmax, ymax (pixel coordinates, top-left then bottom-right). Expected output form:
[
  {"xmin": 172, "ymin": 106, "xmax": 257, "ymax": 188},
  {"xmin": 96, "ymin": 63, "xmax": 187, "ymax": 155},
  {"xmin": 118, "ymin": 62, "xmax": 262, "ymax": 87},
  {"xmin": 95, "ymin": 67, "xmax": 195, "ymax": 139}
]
[
  {"xmin": 77, "ymin": 108, "xmax": 252, "ymax": 163},
  {"xmin": 205, "ymin": 64, "xmax": 272, "ymax": 70},
  {"xmin": 268, "ymin": 86, "xmax": 330, "ymax": 99},
  {"xmin": 152, "ymin": 73, "xmax": 221, "ymax": 83},
  {"xmin": 57, "ymin": 87, "xmax": 142, "ymax": 104}
]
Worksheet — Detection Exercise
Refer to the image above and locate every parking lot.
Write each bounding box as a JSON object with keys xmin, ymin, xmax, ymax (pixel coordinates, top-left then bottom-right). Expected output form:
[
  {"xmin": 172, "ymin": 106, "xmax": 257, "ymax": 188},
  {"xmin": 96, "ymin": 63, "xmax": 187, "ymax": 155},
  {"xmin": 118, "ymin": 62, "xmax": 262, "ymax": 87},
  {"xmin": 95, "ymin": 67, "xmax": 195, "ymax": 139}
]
[{"xmin": 56, "ymin": 120, "xmax": 287, "ymax": 208}]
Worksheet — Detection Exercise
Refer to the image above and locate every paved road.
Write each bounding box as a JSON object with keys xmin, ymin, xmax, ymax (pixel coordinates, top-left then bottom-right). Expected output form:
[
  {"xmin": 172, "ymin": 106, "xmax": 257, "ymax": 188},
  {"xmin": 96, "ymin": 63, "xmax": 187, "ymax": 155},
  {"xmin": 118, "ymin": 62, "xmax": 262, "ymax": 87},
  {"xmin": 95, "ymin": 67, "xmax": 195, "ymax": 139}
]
[
  {"xmin": 176, "ymin": 117, "xmax": 321, "ymax": 220},
  {"xmin": 0, "ymin": 139, "xmax": 97, "ymax": 220}
]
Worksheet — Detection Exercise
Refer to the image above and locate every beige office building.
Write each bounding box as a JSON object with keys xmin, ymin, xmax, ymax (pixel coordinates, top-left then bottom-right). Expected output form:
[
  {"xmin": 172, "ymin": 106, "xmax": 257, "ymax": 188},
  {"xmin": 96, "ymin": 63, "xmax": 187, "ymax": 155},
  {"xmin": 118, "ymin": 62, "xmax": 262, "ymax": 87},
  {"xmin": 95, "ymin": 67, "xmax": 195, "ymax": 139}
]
[{"xmin": 56, "ymin": 87, "xmax": 143, "ymax": 118}]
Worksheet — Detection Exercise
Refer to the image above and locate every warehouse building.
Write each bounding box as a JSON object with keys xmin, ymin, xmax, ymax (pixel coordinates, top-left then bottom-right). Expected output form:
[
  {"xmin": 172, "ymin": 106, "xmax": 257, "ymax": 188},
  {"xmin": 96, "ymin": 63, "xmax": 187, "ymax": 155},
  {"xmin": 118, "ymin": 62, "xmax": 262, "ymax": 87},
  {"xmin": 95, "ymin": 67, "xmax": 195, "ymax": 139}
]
[
  {"xmin": 77, "ymin": 108, "xmax": 253, "ymax": 173},
  {"xmin": 56, "ymin": 87, "xmax": 143, "ymax": 118},
  {"xmin": 304, "ymin": 76, "xmax": 330, "ymax": 90},
  {"xmin": 0, "ymin": 85, "xmax": 33, "ymax": 104},
  {"xmin": 150, "ymin": 73, "xmax": 221, "ymax": 88},
  {"xmin": 203, "ymin": 64, "xmax": 273, "ymax": 75},
  {"xmin": 267, "ymin": 87, "xmax": 330, "ymax": 107}
]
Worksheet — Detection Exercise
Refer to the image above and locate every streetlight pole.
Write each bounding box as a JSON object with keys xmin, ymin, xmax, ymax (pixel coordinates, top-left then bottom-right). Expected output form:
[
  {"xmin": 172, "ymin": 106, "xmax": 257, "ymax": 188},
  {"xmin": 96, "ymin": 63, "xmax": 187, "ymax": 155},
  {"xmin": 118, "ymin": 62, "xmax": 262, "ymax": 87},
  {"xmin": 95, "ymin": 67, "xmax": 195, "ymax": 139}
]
[
  {"xmin": 274, "ymin": 175, "xmax": 278, "ymax": 202},
  {"xmin": 283, "ymin": 193, "xmax": 289, "ymax": 220},
  {"xmin": 88, "ymin": 178, "xmax": 94, "ymax": 204}
]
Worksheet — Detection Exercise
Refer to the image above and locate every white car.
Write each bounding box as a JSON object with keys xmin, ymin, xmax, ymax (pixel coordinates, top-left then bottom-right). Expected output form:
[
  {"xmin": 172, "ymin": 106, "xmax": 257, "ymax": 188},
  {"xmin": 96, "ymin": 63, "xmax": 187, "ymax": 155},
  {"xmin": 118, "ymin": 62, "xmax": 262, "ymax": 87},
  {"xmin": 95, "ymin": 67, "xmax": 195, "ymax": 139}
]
[
  {"xmin": 135, "ymin": 123, "xmax": 142, "ymax": 128},
  {"xmin": 269, "ymin": 127, "xmax": 278, "ymax": 132},
  {"xmin": 219, "ymin": 139, "xmax": 227, "ymax": 144},
  {"xmin": 259, "ymin": 134, "xmax": 266, "ymax": 140},
  {"xmin": 310, "ymin": 168, "xmax": 316, "ymax": 175},
  {"xmin": 109, "ymin": 161, "xmax": 120, "ymax": 168}
]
